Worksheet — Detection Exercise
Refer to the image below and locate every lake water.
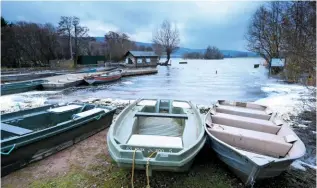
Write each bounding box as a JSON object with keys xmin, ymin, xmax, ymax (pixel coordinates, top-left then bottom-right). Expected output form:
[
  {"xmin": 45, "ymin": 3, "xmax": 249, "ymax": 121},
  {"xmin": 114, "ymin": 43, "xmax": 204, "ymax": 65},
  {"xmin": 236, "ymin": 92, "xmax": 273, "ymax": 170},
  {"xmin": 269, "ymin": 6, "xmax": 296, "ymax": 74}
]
[{"xmin": 59, "ymin": 57, "xmax": 270, "ymax": 105}]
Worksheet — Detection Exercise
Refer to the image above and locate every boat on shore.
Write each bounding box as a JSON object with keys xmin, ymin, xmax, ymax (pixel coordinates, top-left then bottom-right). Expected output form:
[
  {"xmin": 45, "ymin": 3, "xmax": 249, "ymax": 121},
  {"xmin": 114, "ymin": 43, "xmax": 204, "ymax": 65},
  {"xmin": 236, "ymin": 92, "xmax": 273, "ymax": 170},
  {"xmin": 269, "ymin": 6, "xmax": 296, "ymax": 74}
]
[
  {"xmin": 84, "ymin": 69, "xmax": 122, "ymax": 85},
  {"xmin": 1, "ymin": 103, "xmax": 116, "ymax": 177},
  {"xmin": 107, "ymin": 99, "xmax": 206, "ymax": 175},
  {"xmin": 1, "ymin": 80, "xmax": 47, "ymax": 95},
  {"xmin": 204, "ymin": 100, "xmax": 306, "ymax": 185}
]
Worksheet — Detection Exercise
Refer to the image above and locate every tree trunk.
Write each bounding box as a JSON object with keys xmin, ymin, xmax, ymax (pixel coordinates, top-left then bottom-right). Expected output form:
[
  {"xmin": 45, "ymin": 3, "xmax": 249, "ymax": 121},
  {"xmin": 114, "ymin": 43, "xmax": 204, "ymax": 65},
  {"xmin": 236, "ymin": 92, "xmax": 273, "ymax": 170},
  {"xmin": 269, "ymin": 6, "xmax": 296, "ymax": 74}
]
[
  {"xmin": 74, "ymin": 26, "xmax": 78, "ymax": 67},
  {"xmin": 68, "ymin": 32, "xmax": 73, "ymax": 60},
  {"xmin": 165, "ymin": 52, "xmax": 170, "ymax": 65}
]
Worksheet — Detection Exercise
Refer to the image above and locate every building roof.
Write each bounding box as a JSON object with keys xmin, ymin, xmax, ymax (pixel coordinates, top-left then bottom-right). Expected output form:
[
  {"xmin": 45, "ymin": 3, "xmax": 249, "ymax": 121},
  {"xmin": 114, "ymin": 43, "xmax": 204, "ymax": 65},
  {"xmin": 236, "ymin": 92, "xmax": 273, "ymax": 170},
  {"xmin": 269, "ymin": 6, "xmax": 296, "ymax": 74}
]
[
  {"xmin": 125, "ymin": 51, "xmax": 158, "ymax": 57},
  {"xmin": 271, "ymin": 58, "xmax": 285, "ymax": 67}
]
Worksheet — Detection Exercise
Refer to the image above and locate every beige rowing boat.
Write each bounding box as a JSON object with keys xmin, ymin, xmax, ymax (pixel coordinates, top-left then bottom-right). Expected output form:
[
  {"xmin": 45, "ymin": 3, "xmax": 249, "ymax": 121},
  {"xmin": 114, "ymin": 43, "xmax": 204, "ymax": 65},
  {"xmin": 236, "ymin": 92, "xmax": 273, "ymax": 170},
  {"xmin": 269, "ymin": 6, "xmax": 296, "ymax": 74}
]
[{"xmin": 205, "ymin": 100, "xmax": 306, "ymax": 185}]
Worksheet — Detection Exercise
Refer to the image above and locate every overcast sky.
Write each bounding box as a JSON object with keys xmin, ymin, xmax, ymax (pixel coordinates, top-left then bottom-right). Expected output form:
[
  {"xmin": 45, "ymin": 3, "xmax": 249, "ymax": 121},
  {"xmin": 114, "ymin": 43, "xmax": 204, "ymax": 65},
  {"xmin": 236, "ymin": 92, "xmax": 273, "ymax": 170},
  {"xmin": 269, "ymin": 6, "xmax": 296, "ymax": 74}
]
[{"xmin": 2, "ymin": 1, "xmax": 263, "ymax": 51}]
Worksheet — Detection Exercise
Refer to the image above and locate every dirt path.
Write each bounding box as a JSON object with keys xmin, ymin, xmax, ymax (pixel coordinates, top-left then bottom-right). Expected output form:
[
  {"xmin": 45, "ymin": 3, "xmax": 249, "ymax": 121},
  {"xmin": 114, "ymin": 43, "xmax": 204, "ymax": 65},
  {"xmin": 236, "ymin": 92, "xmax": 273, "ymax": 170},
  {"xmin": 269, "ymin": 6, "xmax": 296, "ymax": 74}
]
[{"xmin": 1, "ymin": 129, "xmax": 110, "ymax": 188}]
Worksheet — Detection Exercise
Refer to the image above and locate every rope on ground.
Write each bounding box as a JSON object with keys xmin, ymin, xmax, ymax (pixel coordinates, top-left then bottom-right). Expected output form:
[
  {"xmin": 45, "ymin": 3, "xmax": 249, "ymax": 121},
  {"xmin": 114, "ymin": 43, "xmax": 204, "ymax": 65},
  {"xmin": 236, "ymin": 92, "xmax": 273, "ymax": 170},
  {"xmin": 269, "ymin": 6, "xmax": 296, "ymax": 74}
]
[
  {"xmin": 131, "ymin": 149, "xmax": 137, "ymax": 188},
  {"xmin": 146, "ymin": 151, "xmax": 157, "ymax": 188}
]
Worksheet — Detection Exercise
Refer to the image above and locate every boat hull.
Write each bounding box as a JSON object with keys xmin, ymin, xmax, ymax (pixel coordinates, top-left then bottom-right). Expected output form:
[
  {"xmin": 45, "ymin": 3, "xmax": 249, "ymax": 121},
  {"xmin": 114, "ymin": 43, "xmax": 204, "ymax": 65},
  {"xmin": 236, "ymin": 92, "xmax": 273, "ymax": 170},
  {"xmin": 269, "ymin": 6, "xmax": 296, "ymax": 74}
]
[
  {"xmin": 1, "ymin": 106, "xmax": 115, "ymax": 177},
  {"xmin": 1, "ymin": 80, "xmax": 46, "ymax": 95},
  {"xmin": 84, "ymin": 74, "xmax": 121, "ymax": 85},
  {"xmin": 107, "ymin": 133, "xmax": 206, "ymax": 174},
  {"xmin": 207, "ymin": 135, "xmax": 297, "ymax": 185}
]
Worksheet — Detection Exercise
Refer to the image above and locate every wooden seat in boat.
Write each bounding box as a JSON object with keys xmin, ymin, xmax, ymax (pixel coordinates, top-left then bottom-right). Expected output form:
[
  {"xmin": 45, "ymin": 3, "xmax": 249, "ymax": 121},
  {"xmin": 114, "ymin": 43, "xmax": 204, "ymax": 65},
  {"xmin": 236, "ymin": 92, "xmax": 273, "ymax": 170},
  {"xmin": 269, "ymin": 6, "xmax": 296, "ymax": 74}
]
[
  {"xmin": 47, "ymin": 105, "xmax": 82, "ymax": 114},
  {"xmin": 212, "ymin": 113, "xmax": 280, "ymax": 134},
  {"xmin": 135, "ymin": 112, "xmax": 188, "ymax": 119},
  {"xmin": 73, "ymin": 108, "xmax": 108, "ymax": 118},
  {"xmin": 215, "ymin": 104, "xmax": 271, "ymax": 120},
  {"xmin": 208, "ymin": 124, "xmax": 292, "ymax": 157},
  {"xmin": 127, "ymin": 134, "xmax": 183, "ymax": 149},
  {"xmin": 1, "ymin": 122, "xmax": 32, "ymax": 135}
]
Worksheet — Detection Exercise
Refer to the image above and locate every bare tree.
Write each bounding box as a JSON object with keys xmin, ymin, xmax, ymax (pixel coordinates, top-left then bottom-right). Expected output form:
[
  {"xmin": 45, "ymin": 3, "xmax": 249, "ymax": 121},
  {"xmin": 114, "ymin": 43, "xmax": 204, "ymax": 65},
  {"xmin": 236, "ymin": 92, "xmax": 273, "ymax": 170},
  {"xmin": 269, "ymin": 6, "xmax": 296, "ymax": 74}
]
[
  {"xmin": 72, "ymin": 16, "xmax": 89, "ymax": 66},
  {"xmin": 58, "ymin": 16, "xmax": 73, "ymax": 60},
  {"xmin": 204, "ymin": 46, "xmax": 224, "ymax": 59},
  {"xmin": 245, "ymin": 2, "xmax": 285, "ymax": 67},
  {"xmin": 104, "ymin": 31, "xmax": 135, "ymax": 62},
  {"xmin": 281, "ymin": 1, "xmax": 316, "ymax": 82},
  {"xmin": 153, "ymin": 20, "xmax": 180, "ymax": 65}
]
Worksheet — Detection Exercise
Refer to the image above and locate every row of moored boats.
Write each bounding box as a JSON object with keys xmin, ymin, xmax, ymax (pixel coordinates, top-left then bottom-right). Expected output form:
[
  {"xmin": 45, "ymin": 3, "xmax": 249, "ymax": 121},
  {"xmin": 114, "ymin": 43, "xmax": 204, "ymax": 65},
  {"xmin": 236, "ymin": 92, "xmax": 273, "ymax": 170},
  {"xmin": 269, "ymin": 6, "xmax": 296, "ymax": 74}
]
[
  {"xmin": 0, "ymin": 99, "xmax": 305, "ymax": 186},
  {"xmin": 1, "ymin": 69, "xmax": 123, "ymax": 95}
]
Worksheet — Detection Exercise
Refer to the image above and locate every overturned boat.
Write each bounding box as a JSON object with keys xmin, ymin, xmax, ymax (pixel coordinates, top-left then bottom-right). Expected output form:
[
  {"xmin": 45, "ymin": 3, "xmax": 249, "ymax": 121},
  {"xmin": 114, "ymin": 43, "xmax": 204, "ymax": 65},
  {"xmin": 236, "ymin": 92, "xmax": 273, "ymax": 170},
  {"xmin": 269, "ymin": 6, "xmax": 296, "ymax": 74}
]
[
  {"xmin": 205, "ymin": 100, "xmax": 306, "ymax": 185},
  {"xmin": 1, "ymin": 103, "xmax": 116, "ymax": 177},
  {"xmin": 107, "ymin": 99, "xmax": 206, "ymax": 174}
]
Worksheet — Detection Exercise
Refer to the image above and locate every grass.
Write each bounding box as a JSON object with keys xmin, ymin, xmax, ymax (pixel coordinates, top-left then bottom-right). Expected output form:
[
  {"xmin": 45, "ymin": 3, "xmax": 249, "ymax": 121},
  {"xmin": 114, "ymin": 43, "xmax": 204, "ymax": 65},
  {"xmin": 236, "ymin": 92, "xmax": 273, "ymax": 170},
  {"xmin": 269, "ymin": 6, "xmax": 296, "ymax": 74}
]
[
  {"xmin": 6, "ymin": 142, "xmax": 316, "ymax": 188},
  {"xmin": 21, "ymin": 144, "xmax": 316, "ymax": 188}
]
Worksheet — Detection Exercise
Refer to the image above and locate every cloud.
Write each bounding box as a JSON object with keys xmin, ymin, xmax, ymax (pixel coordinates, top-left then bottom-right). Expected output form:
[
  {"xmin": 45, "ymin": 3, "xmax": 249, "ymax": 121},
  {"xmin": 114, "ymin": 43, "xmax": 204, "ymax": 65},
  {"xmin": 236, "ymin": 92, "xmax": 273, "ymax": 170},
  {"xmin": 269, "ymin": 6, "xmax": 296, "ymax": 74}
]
[
  {"xmin": 1, "ymin": 1, "xmax": 263, "ymax": 51},
  {"xmin": 81, "ymin": 20, "xmax": 119, "ymax": 36}
]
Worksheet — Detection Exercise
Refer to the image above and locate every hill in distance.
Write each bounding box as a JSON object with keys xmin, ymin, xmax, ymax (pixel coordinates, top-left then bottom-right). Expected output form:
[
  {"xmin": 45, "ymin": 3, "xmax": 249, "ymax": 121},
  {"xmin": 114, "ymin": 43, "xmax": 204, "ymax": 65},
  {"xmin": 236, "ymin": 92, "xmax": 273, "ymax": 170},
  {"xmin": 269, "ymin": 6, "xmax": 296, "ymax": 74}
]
[{"xmin": 95, "ymin": 37, "xmax": 258, "ymax": 58}]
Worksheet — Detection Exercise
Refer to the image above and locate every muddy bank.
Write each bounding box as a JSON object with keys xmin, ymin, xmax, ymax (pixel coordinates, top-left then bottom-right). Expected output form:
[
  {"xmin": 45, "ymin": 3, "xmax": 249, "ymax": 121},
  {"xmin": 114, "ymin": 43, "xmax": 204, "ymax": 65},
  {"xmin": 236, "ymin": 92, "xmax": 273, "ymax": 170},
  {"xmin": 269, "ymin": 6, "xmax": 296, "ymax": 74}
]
[{"xmin": 1, "ymin": 99, "xmax": 316, "ymax": 188}]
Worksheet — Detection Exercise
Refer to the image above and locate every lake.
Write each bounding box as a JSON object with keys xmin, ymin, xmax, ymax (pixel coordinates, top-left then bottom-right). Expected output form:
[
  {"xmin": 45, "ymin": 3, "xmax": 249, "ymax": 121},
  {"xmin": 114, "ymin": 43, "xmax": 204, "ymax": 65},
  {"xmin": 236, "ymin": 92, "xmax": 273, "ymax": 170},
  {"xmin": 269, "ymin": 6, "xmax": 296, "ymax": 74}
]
[{"xmin": 59, "ymin": 57, "xmax": 271, "ymax": 105}]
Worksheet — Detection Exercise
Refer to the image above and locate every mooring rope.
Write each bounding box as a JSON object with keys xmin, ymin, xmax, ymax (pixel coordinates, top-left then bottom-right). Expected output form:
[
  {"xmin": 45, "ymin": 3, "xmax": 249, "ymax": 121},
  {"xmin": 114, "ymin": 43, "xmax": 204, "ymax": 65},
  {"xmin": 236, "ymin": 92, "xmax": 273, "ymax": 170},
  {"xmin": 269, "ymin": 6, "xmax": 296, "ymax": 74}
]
[
  {"xmin": 146, "ymin": 151, "xmax": 157, "ymax": 188},
  {"xmin": 131, "ymin": 149, "xmax": 137, "ymax": 188}
]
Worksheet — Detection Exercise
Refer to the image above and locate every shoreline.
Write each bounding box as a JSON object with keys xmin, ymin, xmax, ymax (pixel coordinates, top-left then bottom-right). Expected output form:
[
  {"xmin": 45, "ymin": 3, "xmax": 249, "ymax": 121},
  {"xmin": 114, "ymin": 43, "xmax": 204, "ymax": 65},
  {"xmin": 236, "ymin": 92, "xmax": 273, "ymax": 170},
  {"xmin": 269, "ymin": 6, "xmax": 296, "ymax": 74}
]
[{"xmin": 1, "ymin": 97, "xmax": 316, "ymax": 188}]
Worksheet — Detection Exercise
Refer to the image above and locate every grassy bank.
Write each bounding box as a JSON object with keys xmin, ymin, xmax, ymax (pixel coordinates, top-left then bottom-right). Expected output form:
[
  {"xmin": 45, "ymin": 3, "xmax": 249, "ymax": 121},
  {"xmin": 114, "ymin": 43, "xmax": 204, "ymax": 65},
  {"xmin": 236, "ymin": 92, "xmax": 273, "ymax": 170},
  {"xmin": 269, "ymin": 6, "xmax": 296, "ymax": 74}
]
[{"xmin": 3, "ymin": 132, "xmax": 315, "ymax": 188}]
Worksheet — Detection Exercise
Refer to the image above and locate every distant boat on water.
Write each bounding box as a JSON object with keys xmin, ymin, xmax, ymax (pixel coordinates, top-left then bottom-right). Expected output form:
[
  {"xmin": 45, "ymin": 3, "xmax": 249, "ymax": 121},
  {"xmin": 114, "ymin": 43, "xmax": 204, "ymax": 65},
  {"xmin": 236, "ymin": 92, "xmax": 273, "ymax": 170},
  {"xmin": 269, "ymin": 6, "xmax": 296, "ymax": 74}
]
[
  {"xmin": 254, "ymin": 64, "xmax": 260, "ymax": 68},
  {"xmin": 179, "ymin": 61, "xmax": 187, "ymax": 64}
]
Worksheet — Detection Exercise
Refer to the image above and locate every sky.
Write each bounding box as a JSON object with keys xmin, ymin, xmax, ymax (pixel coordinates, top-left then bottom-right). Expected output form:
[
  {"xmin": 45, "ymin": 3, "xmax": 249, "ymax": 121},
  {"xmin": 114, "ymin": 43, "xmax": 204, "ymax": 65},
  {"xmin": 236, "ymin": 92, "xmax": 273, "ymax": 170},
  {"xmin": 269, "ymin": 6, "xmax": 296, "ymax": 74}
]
[{"xmin": 1, "ymin": 1, "xmax": 263, "ymax": 51}]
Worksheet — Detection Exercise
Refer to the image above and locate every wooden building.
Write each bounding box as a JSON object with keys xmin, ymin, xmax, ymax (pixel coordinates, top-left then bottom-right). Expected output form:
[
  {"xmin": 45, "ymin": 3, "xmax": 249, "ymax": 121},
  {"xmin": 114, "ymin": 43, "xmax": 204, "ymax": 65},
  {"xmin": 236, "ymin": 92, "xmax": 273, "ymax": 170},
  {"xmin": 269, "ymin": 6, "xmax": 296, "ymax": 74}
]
[
  {"xmin": 270, "ymin": 58, "xmax": 285, "ymax": 75},
  {"xmin": 124, "ymin": 51, "xmax": 158, "ymax": 68}
]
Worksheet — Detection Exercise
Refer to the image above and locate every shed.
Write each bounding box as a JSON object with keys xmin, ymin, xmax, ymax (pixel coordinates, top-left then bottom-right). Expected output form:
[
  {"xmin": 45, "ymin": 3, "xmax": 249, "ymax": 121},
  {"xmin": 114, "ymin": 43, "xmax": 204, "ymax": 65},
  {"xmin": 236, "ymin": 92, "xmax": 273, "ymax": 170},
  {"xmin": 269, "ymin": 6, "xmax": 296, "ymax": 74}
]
[
  {"xmin": 270, "ymin": 58, "xmax": 285, "ymax": 75},
  {"xmin": 124, "ymin": 51, "xmax": 158, "ymax": 68},
  {"xmin": 271, "ymin": 58, "xmax": 285, "ymax": 67},
  {"xmin": 77, "ymin": 56, "xmax": 106, "ymax": 65}
]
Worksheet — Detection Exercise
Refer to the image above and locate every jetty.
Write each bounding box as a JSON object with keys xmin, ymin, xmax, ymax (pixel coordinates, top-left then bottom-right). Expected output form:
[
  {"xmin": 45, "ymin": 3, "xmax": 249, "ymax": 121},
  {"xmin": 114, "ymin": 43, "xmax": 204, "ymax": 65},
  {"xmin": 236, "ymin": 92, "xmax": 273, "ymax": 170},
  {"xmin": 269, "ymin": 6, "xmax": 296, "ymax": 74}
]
[{"xmin": 122, "ymin": 68, "xmax": 158, "ymax": 77}]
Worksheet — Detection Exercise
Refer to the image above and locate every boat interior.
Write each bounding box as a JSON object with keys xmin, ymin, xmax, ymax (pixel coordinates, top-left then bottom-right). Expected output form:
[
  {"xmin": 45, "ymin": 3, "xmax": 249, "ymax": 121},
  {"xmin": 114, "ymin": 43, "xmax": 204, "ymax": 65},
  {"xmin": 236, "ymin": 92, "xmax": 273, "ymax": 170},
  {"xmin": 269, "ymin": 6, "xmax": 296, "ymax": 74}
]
[
  {"xmin": 114, "ymin": 99, "xmax": 203, "ymax": 152},
  {"xmin": 1, "ymin": 104, "xmax": 109, "ymax": 141},
  {"xmin": 215, "ymin": 100, "xmax": 272, "ymax": 120},
  {"xmin": 206, "ymin": 102, "xmax": 304, "ymax": 159}
]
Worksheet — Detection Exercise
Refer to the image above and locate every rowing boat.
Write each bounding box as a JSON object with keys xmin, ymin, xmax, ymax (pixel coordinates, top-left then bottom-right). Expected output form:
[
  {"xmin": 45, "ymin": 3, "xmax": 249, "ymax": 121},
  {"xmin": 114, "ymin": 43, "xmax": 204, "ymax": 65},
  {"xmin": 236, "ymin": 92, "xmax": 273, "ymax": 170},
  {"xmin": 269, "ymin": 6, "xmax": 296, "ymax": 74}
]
[
  {"xmin": 1, "ymin": 103, "xmax": 116, "ymax": 176},
  {"xmin": 84, "ymin": 69, "xmax": 122, "ymax": 85},
  {"xmin": 204, "ymin": 100, "xmax": 306, "ymax": 185},
  {"xmin": 107, "ymin": 99, "xmax": 206, "ymax": 175}
]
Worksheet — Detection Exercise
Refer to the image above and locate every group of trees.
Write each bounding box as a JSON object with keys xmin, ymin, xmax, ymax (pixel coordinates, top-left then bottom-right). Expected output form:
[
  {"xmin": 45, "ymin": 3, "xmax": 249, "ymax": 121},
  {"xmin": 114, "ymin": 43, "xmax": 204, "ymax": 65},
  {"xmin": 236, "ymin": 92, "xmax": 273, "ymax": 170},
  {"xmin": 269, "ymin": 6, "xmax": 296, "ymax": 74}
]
[
  {"xmin": 183, "ymin": 46, "xmax": 224, "ymax": 60},
  {"xmin": 246, "ymin": 1, "xmax": 315, "ymax": 80},
  {"xmin": 1, "ymin": 16, "xmax": 160, "ymax": 68},
  {"xmin": 1, "ymin": 16, "xmax": 100, "ymax": 67},
  {"xmin": 1, "ymin": 15, "xmax": 179, "ymax": 68}
]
